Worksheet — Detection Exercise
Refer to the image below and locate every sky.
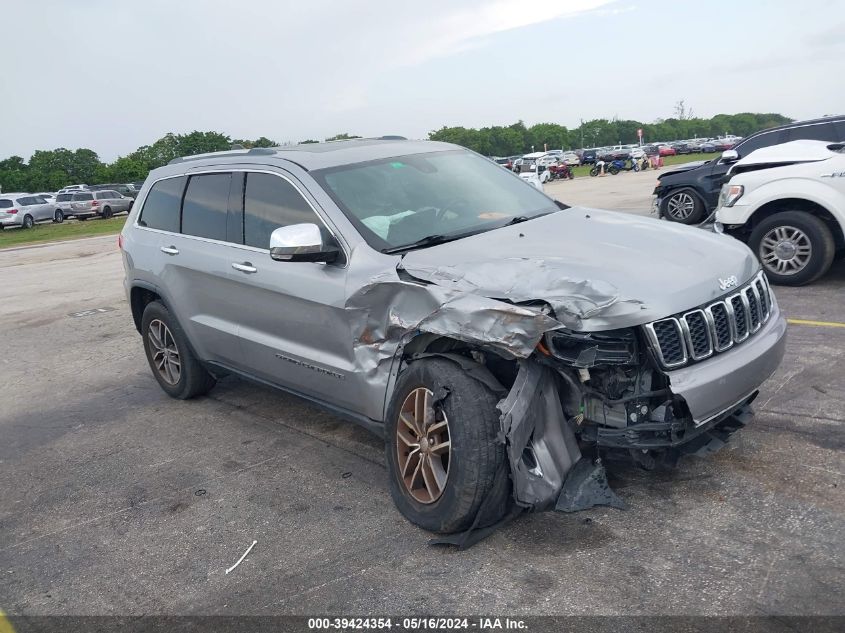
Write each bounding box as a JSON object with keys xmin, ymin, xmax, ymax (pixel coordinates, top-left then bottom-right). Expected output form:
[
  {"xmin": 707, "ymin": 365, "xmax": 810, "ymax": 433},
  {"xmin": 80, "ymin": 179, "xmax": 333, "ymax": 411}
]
[{"xmin": 2, "ymin": 0, "xmax": 844, "ymax": 161}]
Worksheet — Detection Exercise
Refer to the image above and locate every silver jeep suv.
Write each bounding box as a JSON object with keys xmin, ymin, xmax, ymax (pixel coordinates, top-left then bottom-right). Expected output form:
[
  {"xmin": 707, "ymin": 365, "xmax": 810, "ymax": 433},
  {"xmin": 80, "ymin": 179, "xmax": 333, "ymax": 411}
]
[{"xmin": 121, "ymin": 139, "xmax": 787, "ymax": 535}]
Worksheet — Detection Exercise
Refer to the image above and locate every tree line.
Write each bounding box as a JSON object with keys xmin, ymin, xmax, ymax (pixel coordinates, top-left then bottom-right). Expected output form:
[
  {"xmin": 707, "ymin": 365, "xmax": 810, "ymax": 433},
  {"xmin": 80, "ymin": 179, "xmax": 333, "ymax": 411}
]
[
  {"xmin": 0, "ymin": 113, "xmax": 791, "ymax": 193},
  {"xmin": 429, "ymin": 112, "xmax": 792, "ymax": 157}
]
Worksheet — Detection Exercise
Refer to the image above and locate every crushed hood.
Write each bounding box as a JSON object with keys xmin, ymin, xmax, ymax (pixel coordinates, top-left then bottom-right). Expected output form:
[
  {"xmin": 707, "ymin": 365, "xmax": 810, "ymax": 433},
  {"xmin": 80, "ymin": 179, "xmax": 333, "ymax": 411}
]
[
  {"xmin": 659, "ymin": 160, "xmax": 709, "ymax": 178},
  {"xmin": 399, "ymin": 208, "xmax": 759, "ymax": 330}
]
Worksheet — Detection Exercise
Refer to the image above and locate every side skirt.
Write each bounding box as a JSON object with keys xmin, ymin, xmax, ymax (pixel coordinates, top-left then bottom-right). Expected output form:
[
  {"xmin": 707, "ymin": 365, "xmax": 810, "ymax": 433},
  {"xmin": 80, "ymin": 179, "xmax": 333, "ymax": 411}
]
[{"xmin": 204, "ymin": 360, "xmax": 385, "ymax": 438}]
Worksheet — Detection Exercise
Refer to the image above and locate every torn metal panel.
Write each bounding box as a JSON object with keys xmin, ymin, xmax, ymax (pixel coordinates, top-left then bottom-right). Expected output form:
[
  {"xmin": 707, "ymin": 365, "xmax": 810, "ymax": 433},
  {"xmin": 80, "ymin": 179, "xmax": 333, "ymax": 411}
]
[
  {"xmin": 399, "ymin": 257, "xmax": 634, "ymax": 330},
  {"xmin": 344, "ymin": 272, "xmax": 562, "ymax": 394},
  {"xmin": 497, "ymin": 360, "xmax": 582, "ymax": 509}
]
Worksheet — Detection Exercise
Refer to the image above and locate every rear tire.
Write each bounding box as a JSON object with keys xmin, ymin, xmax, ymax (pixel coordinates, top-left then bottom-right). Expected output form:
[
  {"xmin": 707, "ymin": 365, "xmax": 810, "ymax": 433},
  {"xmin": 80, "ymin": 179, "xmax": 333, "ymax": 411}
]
[
  {"xmin": 141, "ymin": 301, "xmax": 216, "ymax": 399},
  {"xmin": 53, "ymin": 210, "xmax": 64, "ymax": 223},
  {"xmin": 385, "ymin": 358, "xmax": 511, "ymax": 534},
  {"xmin": 101, "ymin": 206, "xmax": 113, "ymax": 219},
  {"xmin": 22, "ymin": 215, "xmax": 34, "ymax": 229},
  {"xmin": 749, "ymin": 211, "xmax": 835, "ymax": 286}
]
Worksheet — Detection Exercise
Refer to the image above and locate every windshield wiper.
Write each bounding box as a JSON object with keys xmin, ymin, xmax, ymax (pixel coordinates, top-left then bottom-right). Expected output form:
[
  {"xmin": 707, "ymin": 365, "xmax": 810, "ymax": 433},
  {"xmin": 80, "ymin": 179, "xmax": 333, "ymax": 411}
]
[
  {"xmin": 500, "ymin": 211, "xmax": 556, "ymax": 227},
  {"xmin": 382, "ymin": 233, "xmax": 460, "ymax": 254}
]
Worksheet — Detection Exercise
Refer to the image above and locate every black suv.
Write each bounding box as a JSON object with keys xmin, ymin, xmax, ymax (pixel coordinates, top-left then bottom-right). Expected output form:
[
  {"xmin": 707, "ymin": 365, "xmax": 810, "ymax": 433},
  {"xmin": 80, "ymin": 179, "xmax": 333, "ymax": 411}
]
[{"xmin": 654, "ymin": 116, "xmax": 845, "ymax": 224}]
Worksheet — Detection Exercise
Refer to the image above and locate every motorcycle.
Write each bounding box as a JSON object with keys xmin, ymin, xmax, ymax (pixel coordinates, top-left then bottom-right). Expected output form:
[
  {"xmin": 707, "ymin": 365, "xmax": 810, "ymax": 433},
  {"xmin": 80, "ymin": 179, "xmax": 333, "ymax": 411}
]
[
  {"xmin": 548, "ymin": 162, "xmax": 574, "ymax": 180},
  {"xmin": 589, "ymin": 159, "xmax": 619, "ymax": 176}
]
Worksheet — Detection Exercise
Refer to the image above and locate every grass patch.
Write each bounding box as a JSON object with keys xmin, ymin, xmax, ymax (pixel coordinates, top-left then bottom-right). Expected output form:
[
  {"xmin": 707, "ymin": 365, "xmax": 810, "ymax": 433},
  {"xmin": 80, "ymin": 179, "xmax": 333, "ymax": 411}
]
[
  {"xmin": 0, "ymin": 216, "xmax": 127, "ymax": 249},
  {"xmin": 567, "ymin": 152, "xmax": 720, "ymax": 178}
]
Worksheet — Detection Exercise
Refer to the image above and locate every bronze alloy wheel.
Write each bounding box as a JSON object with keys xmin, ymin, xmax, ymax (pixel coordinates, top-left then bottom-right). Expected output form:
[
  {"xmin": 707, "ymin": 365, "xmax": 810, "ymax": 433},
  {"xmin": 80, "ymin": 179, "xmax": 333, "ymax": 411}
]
[
  {"xmin": 147, "ymin": 318, "xmax": 181, "ymax": 385},
  {"xmin": 395, "ymin": 387, "xmax": 451, "ymax": 504}
]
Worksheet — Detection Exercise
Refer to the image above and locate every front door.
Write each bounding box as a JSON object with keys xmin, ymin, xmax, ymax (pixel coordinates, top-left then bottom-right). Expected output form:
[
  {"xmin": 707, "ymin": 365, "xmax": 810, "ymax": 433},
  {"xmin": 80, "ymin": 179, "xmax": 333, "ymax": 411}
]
[{"xmin": 226, "ymin": 170, "xmax": 361, "ymax": 413}]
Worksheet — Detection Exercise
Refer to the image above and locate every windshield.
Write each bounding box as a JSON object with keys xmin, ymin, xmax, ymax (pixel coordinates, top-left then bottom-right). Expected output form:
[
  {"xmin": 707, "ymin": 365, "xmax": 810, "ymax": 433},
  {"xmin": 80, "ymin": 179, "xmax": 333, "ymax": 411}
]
[{"xmin": 313, "ymin": 150, "xmax": 559, "ymax": 252}]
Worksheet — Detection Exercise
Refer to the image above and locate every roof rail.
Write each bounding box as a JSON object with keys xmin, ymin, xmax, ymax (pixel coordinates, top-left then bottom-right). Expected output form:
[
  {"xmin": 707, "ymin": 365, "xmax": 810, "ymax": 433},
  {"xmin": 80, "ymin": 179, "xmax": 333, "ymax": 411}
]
[{"xmin": 167, "ymin": 147, "xmax": 273, "ymax": 165}]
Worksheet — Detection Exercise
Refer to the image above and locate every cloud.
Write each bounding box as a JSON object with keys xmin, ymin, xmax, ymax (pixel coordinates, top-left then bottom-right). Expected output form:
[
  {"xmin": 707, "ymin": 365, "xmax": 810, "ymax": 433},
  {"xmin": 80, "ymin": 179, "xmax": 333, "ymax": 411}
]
[{"xmin": 392, "ymin": 0, "xmax": 617, "ymax": 67}]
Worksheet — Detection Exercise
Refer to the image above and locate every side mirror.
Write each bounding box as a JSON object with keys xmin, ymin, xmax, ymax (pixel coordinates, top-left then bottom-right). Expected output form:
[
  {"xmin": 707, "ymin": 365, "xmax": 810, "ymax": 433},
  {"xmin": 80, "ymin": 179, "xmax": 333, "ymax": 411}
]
[
  {"xmin": 721, "ymin": 149, "xmax": 739, "ymax": 162},
  {"xmin": 269, "ymin": 223, "xmax": 339, "ymax": 263}
]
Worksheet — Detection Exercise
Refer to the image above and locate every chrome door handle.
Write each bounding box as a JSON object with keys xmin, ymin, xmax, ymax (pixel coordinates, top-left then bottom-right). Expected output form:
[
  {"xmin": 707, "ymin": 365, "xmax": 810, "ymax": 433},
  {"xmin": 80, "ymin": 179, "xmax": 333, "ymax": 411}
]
[
  {"xmin": 160, "ymin": 246, "xmax": 179, "ymax": 255},
  {"xmin": 232, "ymin": 262, "xmax": 258, "ymax": 274}
]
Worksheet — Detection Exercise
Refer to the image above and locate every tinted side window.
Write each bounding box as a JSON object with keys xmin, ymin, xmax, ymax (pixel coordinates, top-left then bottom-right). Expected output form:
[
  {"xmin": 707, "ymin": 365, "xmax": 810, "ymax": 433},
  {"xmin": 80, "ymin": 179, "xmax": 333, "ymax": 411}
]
[
  {"xmin": 783, "ymin": 122, "xmax": 836, "ymax": 143},
  {"xmin": 835, "ymin": 121, "xmax": 845, "ymax": 141},
  {"xmin": 0, "ymin": 200, "xmax": 12, "ymax": 208},
  {"xmin": 735, "ymin": 130, "xmax": 785, "ymax": 158},
  {"xmin": 181, "ymin": 173, "xmax": 231, "ymax": 242},
  {"xmin": 96, "ymin": 192, "xmax": 110, "ymax": 199},
  {"xmin": 243, "ymin": 173, "xmax": 320, "ymax": 249},
  {"xmin": 139, "ymin": 176, "xmax": 185, "ymax": 232},
  {"xmin": 57, "ymin": 194, "xmax": 73, "ymax": 201},
  {"xmin": 73, "ymin": 193, "xmax": 93, "ymax": 201}
]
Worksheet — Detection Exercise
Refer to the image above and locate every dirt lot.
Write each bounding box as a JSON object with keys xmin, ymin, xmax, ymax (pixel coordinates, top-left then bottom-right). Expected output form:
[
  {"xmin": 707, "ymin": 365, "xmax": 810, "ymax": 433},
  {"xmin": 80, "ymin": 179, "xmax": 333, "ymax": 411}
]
[{"xmin": 1, "ymin": 178, "xmax": 843, "ymax": 618}]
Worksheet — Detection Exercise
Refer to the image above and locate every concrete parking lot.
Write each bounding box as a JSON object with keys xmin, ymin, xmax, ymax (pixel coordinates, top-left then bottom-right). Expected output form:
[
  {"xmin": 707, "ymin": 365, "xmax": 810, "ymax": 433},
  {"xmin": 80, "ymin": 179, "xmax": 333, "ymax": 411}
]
[{"xmin": 1, "ymin": 177, "xmax": 843, "ymax": 618}]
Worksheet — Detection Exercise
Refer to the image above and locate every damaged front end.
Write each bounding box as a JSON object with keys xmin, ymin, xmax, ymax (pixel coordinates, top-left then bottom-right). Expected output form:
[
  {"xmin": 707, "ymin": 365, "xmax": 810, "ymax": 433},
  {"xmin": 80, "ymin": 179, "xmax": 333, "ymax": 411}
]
[
  {"xmin": 499, "ymin": 325, "xmax": 757, "ymax": 514},
  {"xmin": 349, "ymin": 257, "xmax": 782, "ymax": 520}
]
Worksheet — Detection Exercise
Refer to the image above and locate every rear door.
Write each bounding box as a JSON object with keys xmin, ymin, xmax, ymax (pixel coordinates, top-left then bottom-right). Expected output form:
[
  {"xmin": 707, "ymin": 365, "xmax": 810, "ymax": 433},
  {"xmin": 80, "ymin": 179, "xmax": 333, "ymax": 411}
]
[{"xmin": 150, "ymin": 171, "xmax": 250, "ymax": 368}]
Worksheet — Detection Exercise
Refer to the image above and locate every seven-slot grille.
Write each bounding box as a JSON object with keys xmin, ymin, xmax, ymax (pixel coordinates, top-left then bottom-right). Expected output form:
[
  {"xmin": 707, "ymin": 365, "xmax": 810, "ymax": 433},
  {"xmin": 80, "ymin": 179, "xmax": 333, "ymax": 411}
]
[{"xmin": 644, "ymin": 271, "xmax": 773, "ymax": 369}]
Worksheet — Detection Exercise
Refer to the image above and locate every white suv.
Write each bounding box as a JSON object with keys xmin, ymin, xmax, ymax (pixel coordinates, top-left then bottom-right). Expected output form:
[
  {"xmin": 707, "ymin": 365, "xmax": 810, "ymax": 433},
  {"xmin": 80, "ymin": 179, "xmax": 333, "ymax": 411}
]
[{"xmin": 716, "ymin": 140, "xmax": 845, "ymax": 285}]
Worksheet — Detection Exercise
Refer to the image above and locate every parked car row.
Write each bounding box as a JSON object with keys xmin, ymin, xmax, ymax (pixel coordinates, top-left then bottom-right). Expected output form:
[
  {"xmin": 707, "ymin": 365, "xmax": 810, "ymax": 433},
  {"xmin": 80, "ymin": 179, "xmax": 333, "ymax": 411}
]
[{"xmin": 0, "ymin": 185, "xmax": 137, "ymax": 229}]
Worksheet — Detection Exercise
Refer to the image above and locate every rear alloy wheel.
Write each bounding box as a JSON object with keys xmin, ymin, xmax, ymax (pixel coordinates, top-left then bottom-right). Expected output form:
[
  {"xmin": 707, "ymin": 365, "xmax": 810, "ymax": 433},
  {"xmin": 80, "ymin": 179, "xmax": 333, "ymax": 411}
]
[
  {"xmin": 662, "ymin": 188, "xmax": 704, "ymax": 224},
  {"xmin": 750, "ymin": 211, "xmax": 835, "ymax": 286},
  {"xmin": 22, "ymin": 215, "xmax": 34, "ymax": 229},
  {"xmin": 141, "ymin": 301, "xmax": 216, "ymax": 399},
  {"xmin": 385, "ymin": 358, "xmax": 511, "ymax": 534},
  {"xmin": 53, "ymin": 210, "xmax": 64, "ymax": 223}
]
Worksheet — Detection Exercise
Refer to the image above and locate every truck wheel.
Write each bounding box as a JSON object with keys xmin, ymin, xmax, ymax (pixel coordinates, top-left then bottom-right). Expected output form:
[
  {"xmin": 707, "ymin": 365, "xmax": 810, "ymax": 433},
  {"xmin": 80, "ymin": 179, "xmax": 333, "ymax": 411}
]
[
  {"xmin": 750, "ymin": 211, "xmax": 835, "ymax": 286},
  {"xmin": 141, "ymin": 301, "xmax": 216, "ymax": 399},
  {"xmin": 385, "ymin": 358, "xmax": 511, "ymax": 534},
  {"xmin": 661, "ymin": 188, "xmax": 704, "ymax": 224}
]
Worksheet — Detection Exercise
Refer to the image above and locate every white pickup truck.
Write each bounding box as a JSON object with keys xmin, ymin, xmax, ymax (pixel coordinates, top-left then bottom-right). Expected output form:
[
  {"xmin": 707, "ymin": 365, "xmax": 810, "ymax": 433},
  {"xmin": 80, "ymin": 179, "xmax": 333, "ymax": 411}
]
[{"xmin": 715, "ymin": 140, "xmax": 845, "ymax": 286}]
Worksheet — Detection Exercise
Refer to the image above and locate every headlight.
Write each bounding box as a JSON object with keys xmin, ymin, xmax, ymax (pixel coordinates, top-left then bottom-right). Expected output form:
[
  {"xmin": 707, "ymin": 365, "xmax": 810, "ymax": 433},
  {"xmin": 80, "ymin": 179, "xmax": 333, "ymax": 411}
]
[
  {"xmin": 719, "ymin": 184, "xmax": 744, "ymax": 207},
  {"xmin": 545, "ymin": 329, "xmax": 637, "ymax": 367}
]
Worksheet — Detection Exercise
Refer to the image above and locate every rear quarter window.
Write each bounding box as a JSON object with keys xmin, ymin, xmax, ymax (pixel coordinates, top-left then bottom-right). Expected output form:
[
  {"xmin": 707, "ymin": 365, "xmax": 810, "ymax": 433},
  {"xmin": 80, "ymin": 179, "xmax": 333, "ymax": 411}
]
[
  {"xmin": 0, "ymin": 200, "xmax": 13, "ymax": 208},
  {"xmin": 783, "ymin": 122, "xmax": 837, "ymax": 143},
  {"xmin": 138, "ymin": 176, "xmax": 185, "ymax": 233}
]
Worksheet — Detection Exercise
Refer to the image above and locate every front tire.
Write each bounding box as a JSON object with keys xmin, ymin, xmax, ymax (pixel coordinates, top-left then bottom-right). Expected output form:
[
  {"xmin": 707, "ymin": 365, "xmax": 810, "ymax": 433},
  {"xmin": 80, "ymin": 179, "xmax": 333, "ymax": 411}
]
[
  {"xmin": 749, "ymin": 211, "xmax": 835, "ymax": 286},
  {"xmin": 661, "ymin": 188, "xmax": 705, "ymax": 224},
  {"xmin": 385, "ymin": 358, "xmax": 511, "ymax": 534},
  {"xmin": 141, "ymin": 301, "xmax": 216, "ymax": 399}
]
